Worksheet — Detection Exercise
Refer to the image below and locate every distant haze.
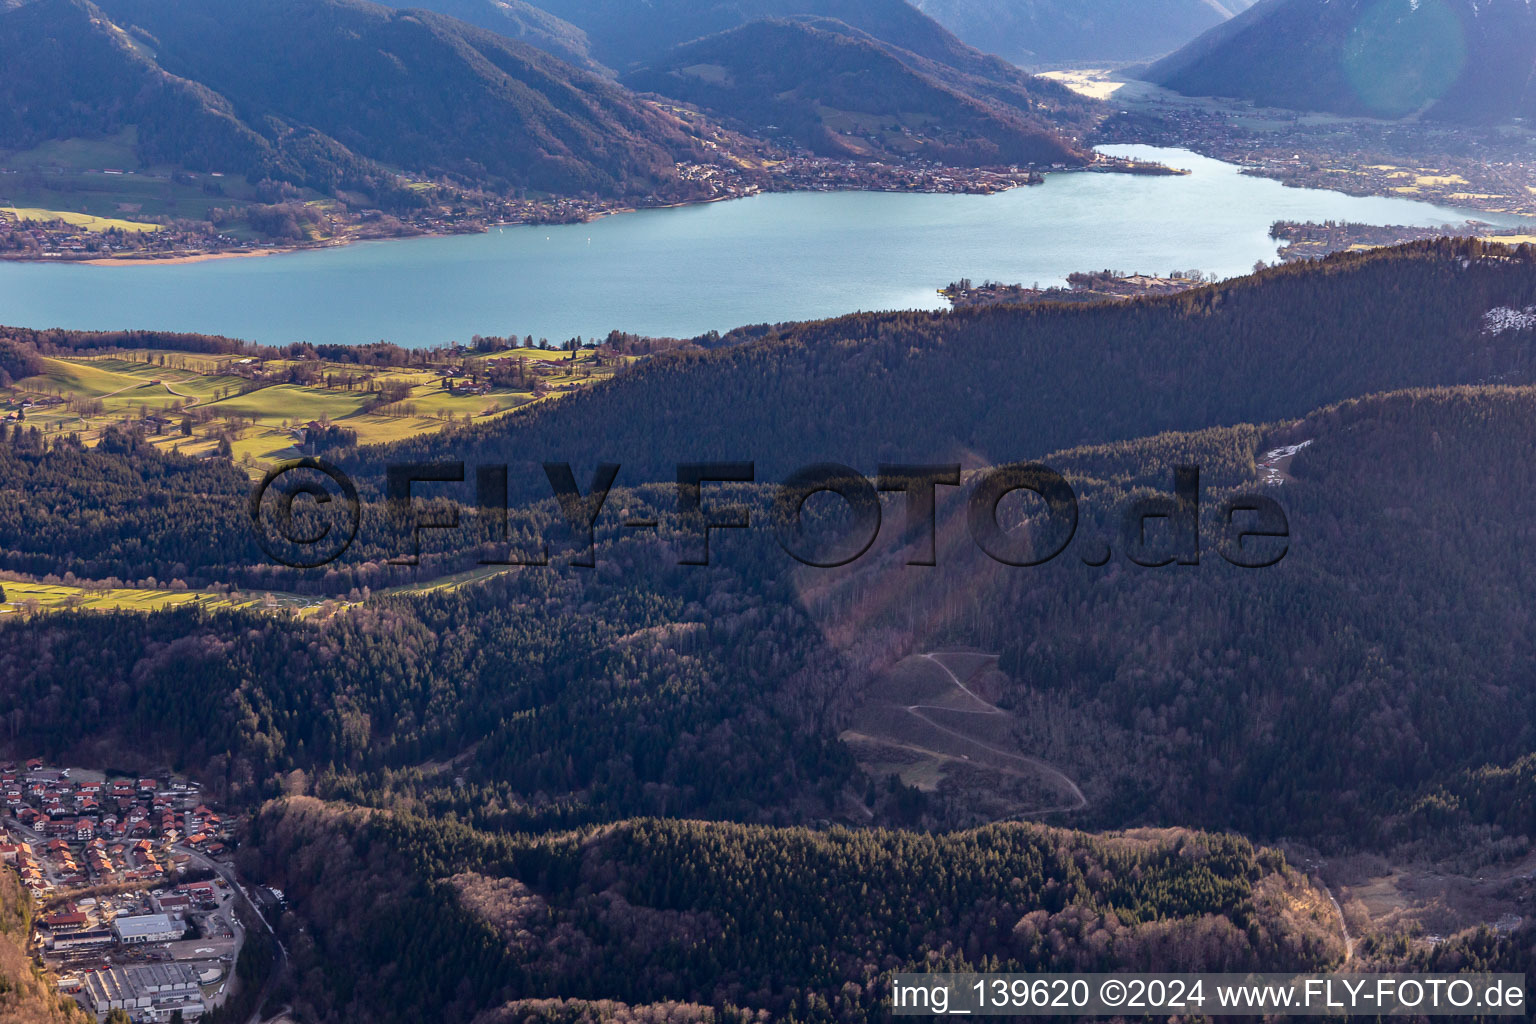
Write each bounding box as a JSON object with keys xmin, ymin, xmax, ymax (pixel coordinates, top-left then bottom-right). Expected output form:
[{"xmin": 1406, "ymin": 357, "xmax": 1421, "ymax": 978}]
[
  {"xmin": 1149, "ymin": 0, "xmax": 1536, "ymax": 122},
  {"xmin": 912, "ymin": 0, "xmax": 1257, "ymax": 64}
]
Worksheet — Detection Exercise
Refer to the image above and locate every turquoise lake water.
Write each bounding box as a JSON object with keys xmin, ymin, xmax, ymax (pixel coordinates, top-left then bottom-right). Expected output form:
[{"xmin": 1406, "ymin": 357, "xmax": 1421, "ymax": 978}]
[{"xmin": 0, "ymin": 146, "xmax": 1522, "ymax": 347}]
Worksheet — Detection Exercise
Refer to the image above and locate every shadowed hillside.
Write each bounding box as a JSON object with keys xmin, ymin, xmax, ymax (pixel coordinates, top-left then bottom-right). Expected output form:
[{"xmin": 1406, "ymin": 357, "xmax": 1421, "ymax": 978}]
[
  {"xmin": 362, "ymin": 239, "xmax": 1536, "ymax": 497},
  {"xmin": 1148, "ymin": 0, "xmax": 1536, "ymax": 122},
  {"xmin": 915, "ymin": 0, "xmax": 1255, "ymax": 64},
  {"xmin": 370, "ymin": 0, "xmax": 604, "ymax": 73},
  {"xmin": 2, "ymin": 0, "xmax": 713, "ymax": 199},
  {"xmin": 624, "ymin": 18, "xmax": 1087, "ymax": 165},
  {"xmin": 235, "ymin": 797, "xmax": 1343, "ymax": 1024},
  {"xmin": 530, "ymin": 0, "xmax": 1031, "ymax": 74}
]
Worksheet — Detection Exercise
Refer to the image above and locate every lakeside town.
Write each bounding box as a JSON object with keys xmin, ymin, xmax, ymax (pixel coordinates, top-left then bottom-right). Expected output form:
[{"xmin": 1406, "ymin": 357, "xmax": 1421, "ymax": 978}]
[
  {"xmin": 1062, "ymin": 69, "xmax": 1536, "ymax": 220},
  {"xmin": 0, "ymin": 149, "xmax": 1183, "ymax": 264},
  {"xmin": 0, "ymin": 758, "xmax": 270, "ymax": 1022},
  {"xmin": 1269, "ymin": 219, "xmax": 1536, "ymax": 262},
  {"xmin": 939, "ymin": 268, "xmax": 1211, "ymax": 308}
]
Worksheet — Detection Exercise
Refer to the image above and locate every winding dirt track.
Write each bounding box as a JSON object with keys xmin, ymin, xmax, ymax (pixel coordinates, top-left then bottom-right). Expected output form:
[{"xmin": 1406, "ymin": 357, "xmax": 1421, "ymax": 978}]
[
  {"xmin": 900, "ymin": 652, "xmax": 1088, "ymax": 814},
  {"xmin": 160, "ymin": 380, "xmax": 202, "ymax": 407}
]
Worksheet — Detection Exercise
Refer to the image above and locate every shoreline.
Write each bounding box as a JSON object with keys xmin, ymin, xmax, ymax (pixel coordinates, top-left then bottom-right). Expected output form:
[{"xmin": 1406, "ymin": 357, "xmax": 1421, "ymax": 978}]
[
  {"xmin": 71, "ymin": 247, "xmax": 296, "ymax": 268},
  {"xmin": 8, "ymin": 148, "xmax": 1474, "ymax": 271},
  {"xmin": 0, "ymin": 169, "xmax": 1063, "ymax": 269},
  {"xmin": 1053, "ymin": 70, "xmax": 1536, "ymax": 221}
]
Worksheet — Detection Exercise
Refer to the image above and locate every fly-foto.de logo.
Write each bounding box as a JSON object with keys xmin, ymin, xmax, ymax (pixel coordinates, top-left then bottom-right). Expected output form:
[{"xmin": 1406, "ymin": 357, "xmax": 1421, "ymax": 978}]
[{"xmin": 249, "ymin": 460, "xmax": 1291, "ymax": 571}]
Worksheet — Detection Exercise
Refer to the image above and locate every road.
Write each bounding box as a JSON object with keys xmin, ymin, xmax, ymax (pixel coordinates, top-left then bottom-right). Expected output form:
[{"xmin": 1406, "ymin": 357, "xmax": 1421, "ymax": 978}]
[
  {"xmin": 908, "ymin": 653, "xmax": 1089, "ymax": 814},
  {"xmin": 918, "ymin": 652, "xmax": 1003, "ymax": 711},
  {"xmin": 160, "ymin": 380, "xmax": 202, "ymax": 408},
  {"xmin": 5, "ymin": 820, "xmax": 73, "ymax": 890},
  {"xmin": 1316, "ymin": 868, "xmax": 1356, "ymax": 964},
  {"xmin": 6, "ymin": 820, "xmax": 287, "ymax": 1021},
  {"xmin": 174, "ymin": 845, "xmax": 288, "ymax": 1024}
]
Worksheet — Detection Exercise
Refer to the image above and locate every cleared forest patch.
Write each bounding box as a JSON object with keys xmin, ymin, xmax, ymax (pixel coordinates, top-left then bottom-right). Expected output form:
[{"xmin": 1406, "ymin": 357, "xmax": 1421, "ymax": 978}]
[{"xmin": 841, "ymin": 650, "xmax": 1086, "ymax": 823}]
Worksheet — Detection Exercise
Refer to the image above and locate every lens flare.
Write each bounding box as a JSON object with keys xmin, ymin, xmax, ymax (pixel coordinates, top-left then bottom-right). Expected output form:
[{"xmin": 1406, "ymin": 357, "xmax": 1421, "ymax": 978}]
[{"xmin": 1343, "ymin": 0, "xmax": 1468, "ymax": 117}]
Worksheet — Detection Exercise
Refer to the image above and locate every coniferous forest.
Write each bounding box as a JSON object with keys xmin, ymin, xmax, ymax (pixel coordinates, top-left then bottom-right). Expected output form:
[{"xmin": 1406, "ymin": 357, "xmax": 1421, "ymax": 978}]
[
  {"xmin": 9, "ymin": 0, "xmax": 1536, "ymax": 1013},
  {"xmin": 7, "ymin": 240, "xmax": 1536, "ymax": 1020}
]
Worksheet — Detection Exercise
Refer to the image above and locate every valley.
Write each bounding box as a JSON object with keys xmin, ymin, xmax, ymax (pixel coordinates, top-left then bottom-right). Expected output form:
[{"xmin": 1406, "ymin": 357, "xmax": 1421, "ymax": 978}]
[
  {"xmin": 1052, "ymin": 69, "xmax": 1536, "ymax": 220},
  {"xmin": 2, "ymin": 146, "xmax": 1518, "ymax": 347},
  {"xmin": 6, "ymin": 0, "xmax": 1536, "ymax": 1019}
]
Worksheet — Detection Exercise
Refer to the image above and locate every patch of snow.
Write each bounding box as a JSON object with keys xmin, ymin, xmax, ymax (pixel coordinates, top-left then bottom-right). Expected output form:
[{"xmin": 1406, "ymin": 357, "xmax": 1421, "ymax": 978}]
[
  {"xmin": 1258, "ymin": 440, "xmax": 1314, "ymax": 487},
  {"xmin": 1481, "ymin": 306, "xmax": 1536, "ymax": 334}
]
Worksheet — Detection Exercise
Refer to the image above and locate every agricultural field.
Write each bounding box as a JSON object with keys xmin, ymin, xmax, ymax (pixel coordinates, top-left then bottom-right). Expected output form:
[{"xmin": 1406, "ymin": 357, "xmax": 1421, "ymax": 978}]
[
  {"xmin": 0, "ymin": 130, "xmax": 328, "ymax": 240},
  {"xmin": 0, "ymin": 579, "xmax": 318, "ymax": 616},
  {"xmin": 1, "ymin": 207, "xmax": 161, "ymax": 233},
  {"xmin": 2, "ymin": 344, "xmax": 620, "ymax": 610},
  {"xmin": 0, "ymin": 132, "xmax": 144, "ymax": 172},
  {"xmin": 6, "ymin": 345, "xmax": 620, "ymax": 476},
  {"xmin": 0, "ymin": 167, "xmax": 267, "ymax": 232},
  {"xmin": 0, "ymin": 563, "xmax": 524, "ymax": 620}
]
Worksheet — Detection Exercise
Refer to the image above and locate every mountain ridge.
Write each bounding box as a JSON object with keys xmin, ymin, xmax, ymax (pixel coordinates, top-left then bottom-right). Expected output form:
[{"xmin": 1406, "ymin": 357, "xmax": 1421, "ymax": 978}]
[
  {"xmin": 526, "ymin": 0, "xmax": 1042, "ymax": 79},
  {"xmin": 623, "ymin": 17, "xmax": 1090, "ymax": 166},
  {"xmin": 1, "ymin": 0, "xmax": 714, "ymax": 200},
  {"xmin": 370, "ymin": 0, "xmax": 605, "ymax": 73},
  {"xmin": 913, "ymin": 0, "xmax": 1257, "ymax": 64},
  {"xmin": 1147, "ymin": 0, "xmax": 1536, "ymax": 121}
]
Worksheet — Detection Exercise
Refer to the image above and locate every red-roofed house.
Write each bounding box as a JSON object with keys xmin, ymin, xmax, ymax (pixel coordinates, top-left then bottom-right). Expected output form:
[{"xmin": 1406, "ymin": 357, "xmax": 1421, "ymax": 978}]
[{"xmin": 42, "ymin": 911, "xmax": 88, "ymax": 932}]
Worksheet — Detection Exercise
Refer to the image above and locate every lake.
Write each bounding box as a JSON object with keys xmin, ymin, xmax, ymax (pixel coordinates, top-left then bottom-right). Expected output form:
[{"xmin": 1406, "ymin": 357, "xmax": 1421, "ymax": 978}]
[{"xmin": 0, "ymin": 145, "xmax": 1524, "ymax": 347}]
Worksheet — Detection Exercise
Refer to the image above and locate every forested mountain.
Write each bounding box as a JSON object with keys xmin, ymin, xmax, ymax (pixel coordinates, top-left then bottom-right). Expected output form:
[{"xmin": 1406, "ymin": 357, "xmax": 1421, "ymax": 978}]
[
  {"xmin": 7, "ymin": 0, "xmax": 1536, "ymax": 1007},
  {"xmin": 527, "ymin": 0, "xmax": 1096, "ymax": 158},
  {"xmin": 10, "ymin": 379, "xmax": 1536, "ymax": 1017},
  {"xmin": 12, "ymin": 382, "xmax": 1536, "ymax": 849},
  {"xmin": 1147, "ymin": 0, "xmax": 1536, "ymax": 121},
  {"xmin": 1412, "ymin": 750, "xmax": 1536, "ymax": 843},
  {"xmin": 980, "ymin": 386, "xmax": 1536, "ymax": 840},
  {"xmin": 10, "ymin": 245, "xmax": 1536, "ymax": 1019},
  {"xmin": 623, "ymin": 18, "xmax": 1086, "ymax": 165},
  {"xmin": 0, "ymin": 0, "xmax": 278, "ymax": 180},
  {"xmin": 236, "ymin": 798, "xmax": 1341, "ymax": 1024},
  {"xmin": 913, "ymin": 0, "xmax": 1254, "ymax": 64},
  {"xmin": 0, "ymin": 518, "xmax": 861, "ymax": 830},
  {"xmin": 0, "ymin": 426, "xmax": 256, "ymax": 583},
  {"xmin": 365, "ymin": 240, "xmax": 1536, "ymax": 498},
  {"xmin": 369, "ymin": 0, "xmax": 604, "ymax": 73},
  {"xmin": 527, "ymin": 0, "xmax": 1051, "ymax": 80},
  {"xmin": 2, "ymin": 0, "xmax": 712, "ymax": 199},
  {"xmin": 5, "ymin": 240, "xmax": 1536, "ymax": 590}
]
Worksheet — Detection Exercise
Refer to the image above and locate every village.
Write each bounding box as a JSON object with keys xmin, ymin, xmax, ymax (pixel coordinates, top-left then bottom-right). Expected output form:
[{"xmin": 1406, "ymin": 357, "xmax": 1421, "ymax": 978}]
[
  {"xmin": 0, "ymin": 132, "xmax": 1162, "ymax": 264},
  {"xmin": 1065, "ymin": 69, "xmax": 1536, "ymax": 220},
  {"xmin": 0, "ymin": 758, "xmax": 270, "ymax": 1022},
  {"xmin": 1268, "ymin": 219, "xmax": 1536, "ymax": 262},
  {"xmin": 939, "ymin": 268, "xmax": 1210, "ymax": 309}
]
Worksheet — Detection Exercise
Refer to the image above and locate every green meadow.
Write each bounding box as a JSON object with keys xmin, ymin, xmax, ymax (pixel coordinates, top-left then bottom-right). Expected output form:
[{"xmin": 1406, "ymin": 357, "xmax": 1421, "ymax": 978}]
[{"xmin": 10, "ymin": 347, "xmax": 617, "ymax": 475}]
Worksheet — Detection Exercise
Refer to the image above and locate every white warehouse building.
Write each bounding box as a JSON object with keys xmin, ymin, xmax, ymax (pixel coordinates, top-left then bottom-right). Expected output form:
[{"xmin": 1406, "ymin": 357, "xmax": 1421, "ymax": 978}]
[{"xmin": 111, "ymin": 913, "xmax": 182, "ymax": 944}]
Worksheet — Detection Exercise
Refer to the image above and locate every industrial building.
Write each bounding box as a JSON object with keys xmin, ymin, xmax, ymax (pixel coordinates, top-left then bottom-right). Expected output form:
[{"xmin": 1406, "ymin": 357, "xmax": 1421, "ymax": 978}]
[
  {"xmin": 81, "ymin": 963, "xmax": 205, "ymax": 1020},
  {"xmin": 111, "ymin": 912, "xmax": 182, "ymax": 944}
]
